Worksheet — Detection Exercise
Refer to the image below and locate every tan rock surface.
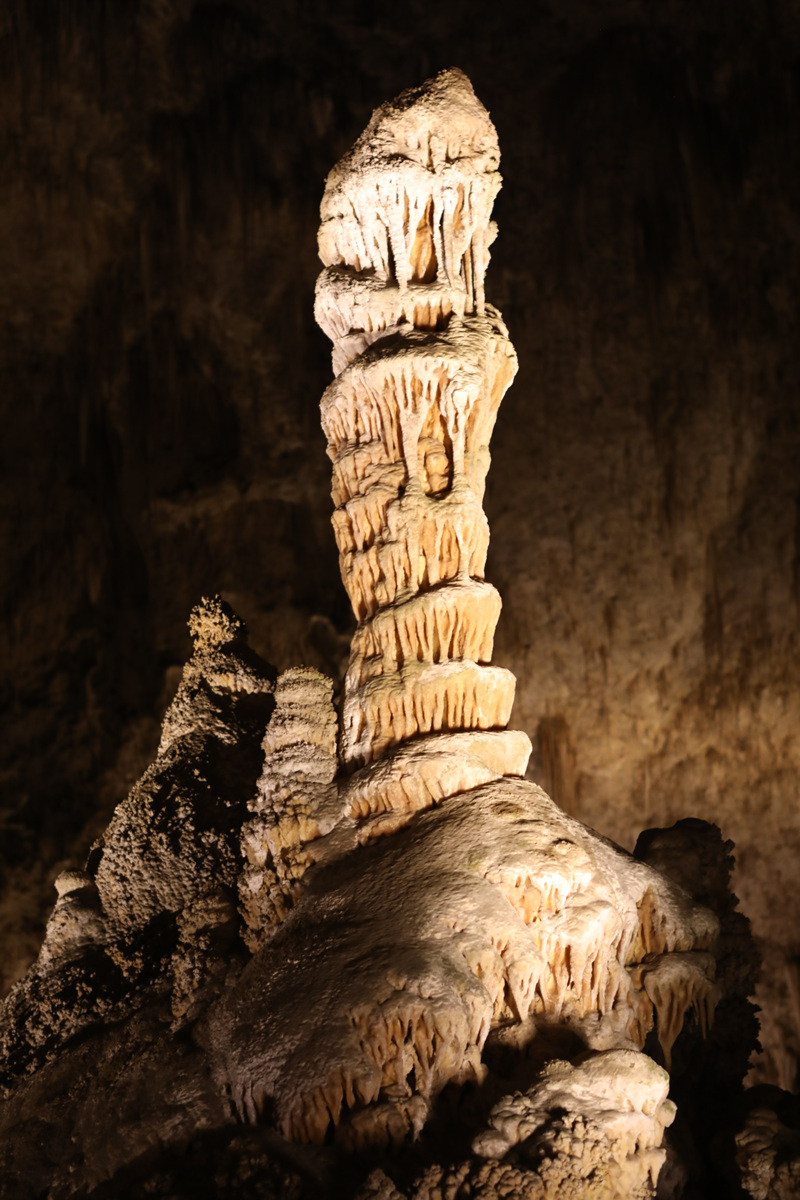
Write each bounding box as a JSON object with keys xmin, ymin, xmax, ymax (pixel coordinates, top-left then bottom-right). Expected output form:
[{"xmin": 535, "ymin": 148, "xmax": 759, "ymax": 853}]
[{"xmin": 213, "ymin": 776, "xmax": 717, "ymax": 1152}]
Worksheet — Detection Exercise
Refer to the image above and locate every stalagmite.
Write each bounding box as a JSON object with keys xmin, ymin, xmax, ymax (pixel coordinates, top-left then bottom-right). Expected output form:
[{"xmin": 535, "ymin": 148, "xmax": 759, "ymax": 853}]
[
  {"xmin": 239, "ymin": 667, "xmax": 339, "ymax": 946},
  {"xmin": 468, "ymin": 1051, "xmax": 677, "ymax": 1195},
  {"xmin": 317, "ymin": 69, "xmax": 519, "ymax": 770},
  {"xmin": 211, "ymin": 71, "xmax": 727, "ymax": 1185}
]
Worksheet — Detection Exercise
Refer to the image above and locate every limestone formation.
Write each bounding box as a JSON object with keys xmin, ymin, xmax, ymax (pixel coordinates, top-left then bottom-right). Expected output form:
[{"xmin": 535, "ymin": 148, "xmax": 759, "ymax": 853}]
[
  {"xmin": 0, "ymin": 69, "xmax": 766, "ymax": 1200},
  {"xmin": 447, "ymin": 1050, "xmax": 675, "ymax": 1199},
  {"xmin": 239, "ymin": 666, "xmax": 339, "ymax": 946},
  {"xmin": 358, "ymin": 1053, "xmax": 677, "ymax": 1200},
  {"xmin": 94, "ymin": 594, "xmax": 275, "ymax": 947},
  {"xmin": 317, "ymin": 69, "xmax": 519, "ymax": 770},
  {"xmin": 214, "ymin": 778, "xmax": 719, "ymax": 1154},
  {"xmin": 211, "ymin": 69, "xmax": 729, "ymax": 1178},
  {"xmin": 736, "ymin": 1094, "xmax": 800, "ymax": 1200}
]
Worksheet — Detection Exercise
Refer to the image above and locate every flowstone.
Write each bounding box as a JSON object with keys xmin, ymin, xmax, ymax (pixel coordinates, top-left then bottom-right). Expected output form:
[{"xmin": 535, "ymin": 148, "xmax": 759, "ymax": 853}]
[{"xmin": 0, "ymin": 70, "xmax": 761, "ymax": 1200}]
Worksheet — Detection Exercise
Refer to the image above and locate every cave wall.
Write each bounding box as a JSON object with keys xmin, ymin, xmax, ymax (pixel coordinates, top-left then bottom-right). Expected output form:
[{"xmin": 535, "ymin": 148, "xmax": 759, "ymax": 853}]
[{"xmin": 1, "ymin": 0, "xmax": 798, "ymax": 1084}]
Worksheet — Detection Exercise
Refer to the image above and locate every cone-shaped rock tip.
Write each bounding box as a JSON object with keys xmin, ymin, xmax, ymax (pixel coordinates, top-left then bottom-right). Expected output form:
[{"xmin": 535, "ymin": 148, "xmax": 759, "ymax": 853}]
[
  {"xmin": 188, "ymin": 594, "xmax": 247, "ymax": 649},
  {"xmin": 325, "ymin": 67, "xmax": 499, "ymax": 188}
]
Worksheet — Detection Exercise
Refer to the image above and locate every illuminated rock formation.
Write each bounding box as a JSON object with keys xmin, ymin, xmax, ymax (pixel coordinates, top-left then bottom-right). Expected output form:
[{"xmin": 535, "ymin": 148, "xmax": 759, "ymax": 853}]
[
  {"xmin": 0, "ymin": 67, "xmax": 763, "ymax": 1200},
  {"xmin": 317, "ymin": 68, "xmax": 520, "ymax": 771},
  {"xmin": 239, "ymin": 666, "xmax": 339, "ymax": 945},
  {"xmin": 419, "ymin": 1050, "xmax": 677, "ymax": 1200},
  {"xmin": 0, "ymin": 596, "xmax": 276, "ymax": 1086},
  {"xmin": 214, "ymin": 71, "xmax": 726, "ymax": 1181},
  {"xmin": 218, "ymin": 778, "xmax": 719, "ymax": 1153}
]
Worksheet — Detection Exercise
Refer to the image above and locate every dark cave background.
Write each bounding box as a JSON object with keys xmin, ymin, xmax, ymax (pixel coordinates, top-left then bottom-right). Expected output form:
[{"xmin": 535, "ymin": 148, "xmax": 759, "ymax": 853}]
[{"xmin": 1, "ymin": 0, "xmax": 799, "ymax": 1085}]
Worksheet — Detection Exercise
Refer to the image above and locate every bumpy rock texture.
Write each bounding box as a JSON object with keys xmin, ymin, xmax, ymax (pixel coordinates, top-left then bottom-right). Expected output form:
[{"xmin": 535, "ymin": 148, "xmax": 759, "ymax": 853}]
[
  {"xmin": 220, "ymin": 73, "xmax": 720, "ymax": 1168},
  {"xmin": 0, "ymin": 64, "xmax": 778, "ymax": 1200},
  {"xmin": 0, "ymin": 595, "xmax": 275, "ymax": 1084},
  {"xmin": 428, "ymin": 1051, "xmax": 676, "ymax": 1199}
]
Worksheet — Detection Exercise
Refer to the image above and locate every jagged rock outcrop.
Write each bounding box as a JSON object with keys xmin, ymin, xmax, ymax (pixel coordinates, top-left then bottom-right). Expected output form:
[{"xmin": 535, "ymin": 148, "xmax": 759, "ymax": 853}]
[
  {"xmin": 0, "ymin": 595, "xmax": 275, "ymax": 1085},
  {"xmin": 94, "ymin": 597, "xmax": 275, "ymax": 938}
]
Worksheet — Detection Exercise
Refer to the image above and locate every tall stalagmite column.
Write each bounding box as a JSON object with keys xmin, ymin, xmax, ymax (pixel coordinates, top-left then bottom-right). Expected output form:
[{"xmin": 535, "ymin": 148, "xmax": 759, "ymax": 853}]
[{"xmin": 315, "ymin": 69, "xmax": 530, "ymax": 776}]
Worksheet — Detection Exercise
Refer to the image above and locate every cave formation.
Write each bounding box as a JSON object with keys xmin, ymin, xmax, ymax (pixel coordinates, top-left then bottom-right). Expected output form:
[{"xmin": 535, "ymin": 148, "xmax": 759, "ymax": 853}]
[{"xmin": 1, "ymin": 5, "xmax": 800, "ymax": 1199}]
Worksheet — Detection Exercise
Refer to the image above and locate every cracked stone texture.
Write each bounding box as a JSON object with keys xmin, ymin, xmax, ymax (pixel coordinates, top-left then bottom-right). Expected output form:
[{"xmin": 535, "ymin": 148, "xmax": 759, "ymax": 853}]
[{"xmin": 1, "ymin": 0, "xmax": 799, "ymax": 1094}]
